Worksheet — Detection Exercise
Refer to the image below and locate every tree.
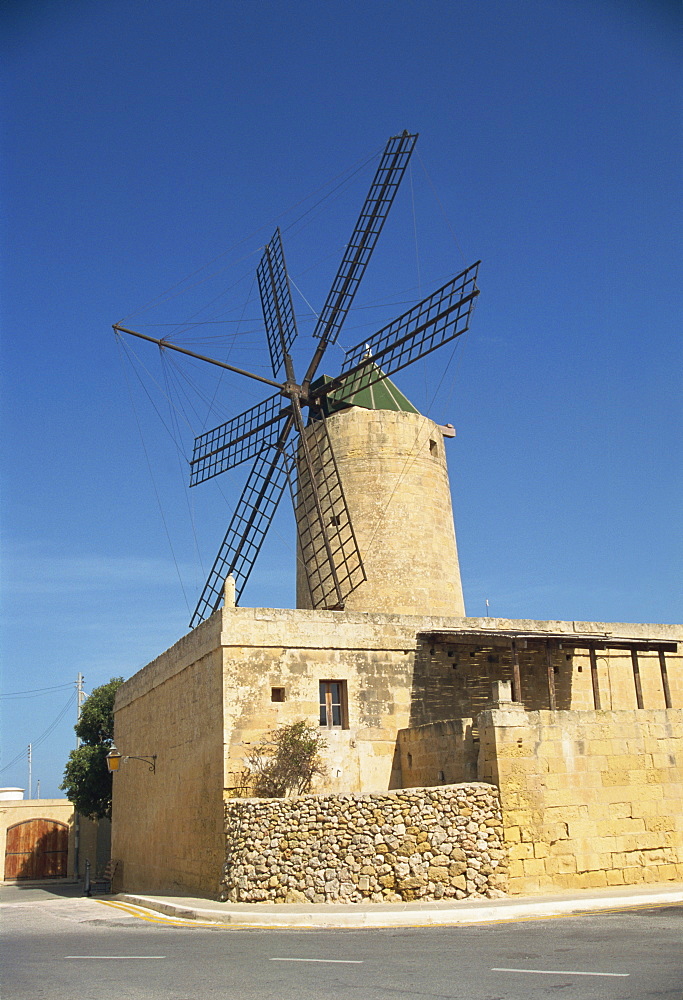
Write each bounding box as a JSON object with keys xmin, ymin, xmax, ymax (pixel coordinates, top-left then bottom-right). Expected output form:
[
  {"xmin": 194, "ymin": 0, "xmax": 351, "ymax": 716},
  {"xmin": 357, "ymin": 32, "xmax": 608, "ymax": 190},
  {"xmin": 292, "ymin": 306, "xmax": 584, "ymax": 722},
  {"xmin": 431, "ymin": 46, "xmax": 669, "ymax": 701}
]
[
  {"xmin": 242, "ymin": 721, "xmax": 327, "ymax": 797},
  {"xmin": 60, "ymin": 677, "xmax": 123, "ymax": 819}
]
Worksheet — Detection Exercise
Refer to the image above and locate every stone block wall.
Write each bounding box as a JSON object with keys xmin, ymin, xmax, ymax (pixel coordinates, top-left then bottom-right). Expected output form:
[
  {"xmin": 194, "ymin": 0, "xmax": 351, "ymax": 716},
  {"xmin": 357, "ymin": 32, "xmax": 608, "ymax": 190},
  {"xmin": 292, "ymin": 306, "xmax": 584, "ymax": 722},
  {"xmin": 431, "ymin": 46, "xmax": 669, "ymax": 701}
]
[
  {"xmin": 297, "ymin": 409, "xmax": 465, "ymax": 617},
  {"xmin": 222, "ymin": 783, "xmax": 507, "ymax": 903},
  {"xmin": 397, "ymin": 719, "xmax": 477, "ymax": 787},
  {"xmin": 566, "ymin": 648, "xmax": 678, "ymax": 711},
  {"xmin": 112, "ymin": 615, "xmax": 226, "ymax": 896},
  {"xmin": 478, "ymin": 706, "xmax": 683, "ymax": 895}
]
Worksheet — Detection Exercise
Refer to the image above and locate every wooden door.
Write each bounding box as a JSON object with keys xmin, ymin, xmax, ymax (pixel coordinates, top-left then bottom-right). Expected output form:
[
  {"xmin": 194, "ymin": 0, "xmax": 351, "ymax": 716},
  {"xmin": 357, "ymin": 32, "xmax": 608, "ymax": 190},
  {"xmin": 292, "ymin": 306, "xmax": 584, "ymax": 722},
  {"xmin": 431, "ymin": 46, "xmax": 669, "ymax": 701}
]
[{"xmin": 4, "ymin": 819, "xmax": 68, "ymax": 879}]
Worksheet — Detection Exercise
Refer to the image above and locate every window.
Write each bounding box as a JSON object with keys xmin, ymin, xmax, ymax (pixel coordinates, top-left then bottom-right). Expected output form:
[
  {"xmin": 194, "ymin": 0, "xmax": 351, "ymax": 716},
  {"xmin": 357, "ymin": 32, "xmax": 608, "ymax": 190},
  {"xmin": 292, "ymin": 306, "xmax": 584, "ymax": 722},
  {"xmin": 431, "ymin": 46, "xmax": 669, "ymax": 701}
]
[
  {"xmin": 319, "ymin": 680, "xmax": 348, "ymax": 729},
  {"xmin": 271, "ymin": 687, "xmax": 285, "ymax": 702}
]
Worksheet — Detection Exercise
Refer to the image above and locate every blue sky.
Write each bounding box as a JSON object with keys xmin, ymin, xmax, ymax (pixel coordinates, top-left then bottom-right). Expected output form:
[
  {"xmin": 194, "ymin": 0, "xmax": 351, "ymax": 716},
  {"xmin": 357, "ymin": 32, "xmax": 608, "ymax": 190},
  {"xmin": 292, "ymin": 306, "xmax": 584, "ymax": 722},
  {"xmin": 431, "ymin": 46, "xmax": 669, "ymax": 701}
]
[{"xmin": 2, "ymin": 0, "xmax": 681, "ymax": 798}]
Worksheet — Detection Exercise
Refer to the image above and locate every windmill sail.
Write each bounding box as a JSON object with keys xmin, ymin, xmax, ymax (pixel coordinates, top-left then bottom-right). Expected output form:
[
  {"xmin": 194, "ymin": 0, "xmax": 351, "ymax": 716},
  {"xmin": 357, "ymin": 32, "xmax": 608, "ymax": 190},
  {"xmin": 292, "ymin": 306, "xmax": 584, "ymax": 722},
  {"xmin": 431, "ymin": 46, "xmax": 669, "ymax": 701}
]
[
  {"xmin": 190, "ymin": 394, "xmax": 291, "ymax": 485},
  {"xmin": 303, "ymin": 131, "xmax": 418, "ymax": 386},
  {"xmin": 287, "ymin": 409, "xmax": 365, "ymax": 610},
  {"xmin": 258, "ymin": 227, "xmax": 299, "ymax": 379},
  {"xmin": 189, "ymin": 442, "xmax": 291, "ymax": 628},
  {"xmin": 333, "ymin": 262, "xmax": 480, "ymax": 399},
  {"xmin": 311, "ymin": 131, "xmax": 417, "ymax": 350}
]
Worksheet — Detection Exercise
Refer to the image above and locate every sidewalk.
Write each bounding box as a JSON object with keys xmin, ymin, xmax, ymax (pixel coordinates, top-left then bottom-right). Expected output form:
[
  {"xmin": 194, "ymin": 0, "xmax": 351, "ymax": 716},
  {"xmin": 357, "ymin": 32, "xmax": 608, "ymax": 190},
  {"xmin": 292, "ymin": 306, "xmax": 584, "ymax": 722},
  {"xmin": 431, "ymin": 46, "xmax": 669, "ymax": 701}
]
[{"xmin": 117, "ymin": 881, "xmax": 683, "ymax": 929}]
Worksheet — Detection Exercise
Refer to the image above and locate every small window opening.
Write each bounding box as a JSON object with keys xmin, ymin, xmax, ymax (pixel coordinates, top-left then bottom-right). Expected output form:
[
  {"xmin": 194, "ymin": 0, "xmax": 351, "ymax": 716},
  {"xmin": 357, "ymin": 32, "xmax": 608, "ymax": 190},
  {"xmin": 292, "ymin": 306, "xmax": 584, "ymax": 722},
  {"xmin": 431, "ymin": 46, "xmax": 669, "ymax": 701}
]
[
  {"xmin": 319, "ymin": 680, "xmax": 348, "ymax": 729},
  {"xmin": 407, "ymin": 753, "xmax": 413, "ymax": 769},
  {"xmin": 429, "ymin": 438, "xmax": 438, "ymax": 456},
  {"xmin": 437, "ymin": 770, "xmax": 445, "ymax": 782},
  {"xmin": 271, "ymin": 687, "xmax": 285, "ymax": 703},
  {"xmin": 329, "ymin": 514, "xmax": 342, "ymax": 527}
]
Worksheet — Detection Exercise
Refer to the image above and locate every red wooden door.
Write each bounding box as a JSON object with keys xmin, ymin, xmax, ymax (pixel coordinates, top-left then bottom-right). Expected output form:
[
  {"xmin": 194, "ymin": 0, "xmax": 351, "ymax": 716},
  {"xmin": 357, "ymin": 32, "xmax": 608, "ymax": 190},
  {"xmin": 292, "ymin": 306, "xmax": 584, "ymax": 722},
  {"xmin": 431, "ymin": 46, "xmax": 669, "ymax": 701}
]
[{"xmin": 4, "ymin": 819, "xmax": 68, "ymax": 879}]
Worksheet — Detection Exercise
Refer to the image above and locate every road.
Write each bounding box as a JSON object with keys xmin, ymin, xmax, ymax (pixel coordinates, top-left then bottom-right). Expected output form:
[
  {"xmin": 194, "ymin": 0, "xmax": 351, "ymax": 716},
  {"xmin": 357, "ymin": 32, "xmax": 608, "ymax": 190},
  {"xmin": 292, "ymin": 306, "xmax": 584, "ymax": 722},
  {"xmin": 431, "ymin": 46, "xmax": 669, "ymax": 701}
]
[{"xmin": 1, "ymin": 884, "xmax": 681, "ymax": 999}]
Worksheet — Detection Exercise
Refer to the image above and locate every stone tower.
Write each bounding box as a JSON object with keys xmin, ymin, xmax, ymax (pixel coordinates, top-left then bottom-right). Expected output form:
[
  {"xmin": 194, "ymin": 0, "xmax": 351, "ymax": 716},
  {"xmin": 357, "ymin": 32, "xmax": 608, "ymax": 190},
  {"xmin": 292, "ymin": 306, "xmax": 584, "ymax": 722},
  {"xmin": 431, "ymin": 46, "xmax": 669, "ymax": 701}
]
[{"xmin": 296, "ymin": 375, "xmax": 465, "ymax": 616}]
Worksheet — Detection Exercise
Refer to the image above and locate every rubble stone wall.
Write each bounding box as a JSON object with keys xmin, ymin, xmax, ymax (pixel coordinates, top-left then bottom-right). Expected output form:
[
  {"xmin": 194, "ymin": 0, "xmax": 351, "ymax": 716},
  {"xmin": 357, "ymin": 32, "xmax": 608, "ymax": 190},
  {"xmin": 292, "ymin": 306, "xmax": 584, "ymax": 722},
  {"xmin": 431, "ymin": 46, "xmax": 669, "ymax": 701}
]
[{"xmin": 221, "ymin": 783, "xmax": 507, "ymax": 903}]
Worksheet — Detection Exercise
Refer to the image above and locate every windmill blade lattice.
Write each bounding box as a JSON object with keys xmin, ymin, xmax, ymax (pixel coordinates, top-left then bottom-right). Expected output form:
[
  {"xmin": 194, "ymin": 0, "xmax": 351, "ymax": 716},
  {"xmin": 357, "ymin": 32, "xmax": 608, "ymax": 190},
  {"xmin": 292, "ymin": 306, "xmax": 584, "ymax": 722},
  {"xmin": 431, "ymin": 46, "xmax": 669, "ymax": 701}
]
[
  {"xmin": 257, "ymin": 227, "xmax": 299, "ymax": 379},
  {"xmin": 332, "ymin": 262, "xmax": 480, "ymax": 401},
  {"xmin": 303, "ymin": 131, "xmax": 418, "ymax": 384},
  {"xmin": 286, "ymin": 409, "xmax": 365, "ymax": 610},
  {"xmin": 189, "ymin": 442, "xmax": 291, "ymax": 628},
  {"xmin": 190, "ymin": 393, "xmax": 291, "ymax": 485}
]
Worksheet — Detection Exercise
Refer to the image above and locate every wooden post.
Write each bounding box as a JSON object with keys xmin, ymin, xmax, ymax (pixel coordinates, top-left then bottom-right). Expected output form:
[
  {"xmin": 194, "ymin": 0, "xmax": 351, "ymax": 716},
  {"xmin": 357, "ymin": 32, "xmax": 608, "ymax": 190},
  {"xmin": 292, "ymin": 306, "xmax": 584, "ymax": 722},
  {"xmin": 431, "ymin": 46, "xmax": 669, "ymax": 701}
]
[
  {"xmin": 510, "ymin": 639, "xmax": 521, "ymax": 703},
  {"xmin": 545, "ymin": 641, "xmax": 556, "ymax": 710},
  {"xmin": 589, "ymin": 646, "xmax": 601, "ymax": 710},
  {"xmin": 658, "ymin": 649, "xmax": 672, "ymax": 709},
  {"xmin": 631, "ymin": 649, "xmax": 644, "ymax": 709}
]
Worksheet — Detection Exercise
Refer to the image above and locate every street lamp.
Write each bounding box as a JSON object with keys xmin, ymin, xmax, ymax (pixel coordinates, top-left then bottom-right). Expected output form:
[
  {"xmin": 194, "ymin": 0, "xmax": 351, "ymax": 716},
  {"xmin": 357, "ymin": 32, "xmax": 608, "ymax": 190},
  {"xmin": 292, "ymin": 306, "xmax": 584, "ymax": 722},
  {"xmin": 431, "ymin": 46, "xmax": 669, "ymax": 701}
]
[{"xmin": 106, "ymin": 744, "xmax": 157, "ymax": 773}]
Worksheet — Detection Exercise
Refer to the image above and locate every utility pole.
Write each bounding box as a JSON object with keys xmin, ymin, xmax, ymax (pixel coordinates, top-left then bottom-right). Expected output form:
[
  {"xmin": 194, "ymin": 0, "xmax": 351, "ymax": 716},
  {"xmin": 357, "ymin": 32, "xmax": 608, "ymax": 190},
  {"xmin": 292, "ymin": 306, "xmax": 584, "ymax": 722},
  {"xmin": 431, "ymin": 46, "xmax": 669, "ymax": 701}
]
[
  {"xmin": 36, "ymin": 779, "xmax": 40, "ymax": 799},
  {"xmin": 73, "ymin": 673, "xmax": 85, "ymax": 879},
  {"xmin": 27, "ymin": 743, "xmax": 32, "ymax": 799},
  {"xmin": 76, "ymin": 673, "xmax": 86, "ymax": 746}
]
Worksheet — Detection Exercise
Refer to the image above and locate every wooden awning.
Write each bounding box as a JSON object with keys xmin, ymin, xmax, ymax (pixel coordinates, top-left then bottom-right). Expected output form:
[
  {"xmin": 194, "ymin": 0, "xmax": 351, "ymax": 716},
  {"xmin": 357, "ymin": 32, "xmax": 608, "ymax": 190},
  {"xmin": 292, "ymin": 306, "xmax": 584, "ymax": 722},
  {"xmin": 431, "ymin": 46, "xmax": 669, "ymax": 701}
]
[
  {"xmin": 418, "ymin": 630, "xmax": 678, "ymax": 653},
  {"xmin": 417, "ymin": 629, "xmax": 677, "ymax": 710}
]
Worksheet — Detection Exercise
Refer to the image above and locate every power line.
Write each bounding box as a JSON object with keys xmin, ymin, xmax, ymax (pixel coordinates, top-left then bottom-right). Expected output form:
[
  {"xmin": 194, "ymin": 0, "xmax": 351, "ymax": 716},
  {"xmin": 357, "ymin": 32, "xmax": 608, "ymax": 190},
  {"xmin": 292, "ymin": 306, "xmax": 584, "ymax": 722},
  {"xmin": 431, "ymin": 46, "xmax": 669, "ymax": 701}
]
[
  {"xmin": 0, "ymin": 691, "xmax": 77, "ymax": 774},
  {"xmin": 1, "ymin": 682, "xmax": 73, "ymax": 699}
]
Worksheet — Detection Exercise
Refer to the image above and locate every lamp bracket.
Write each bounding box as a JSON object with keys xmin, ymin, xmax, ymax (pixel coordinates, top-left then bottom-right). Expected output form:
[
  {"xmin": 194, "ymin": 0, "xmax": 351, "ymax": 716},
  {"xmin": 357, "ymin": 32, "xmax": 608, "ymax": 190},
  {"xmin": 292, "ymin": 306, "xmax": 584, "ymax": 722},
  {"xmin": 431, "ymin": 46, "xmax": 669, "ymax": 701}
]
[{"xmin": 125, "ymin": 755, "xmax": 157, "ymax": 773}]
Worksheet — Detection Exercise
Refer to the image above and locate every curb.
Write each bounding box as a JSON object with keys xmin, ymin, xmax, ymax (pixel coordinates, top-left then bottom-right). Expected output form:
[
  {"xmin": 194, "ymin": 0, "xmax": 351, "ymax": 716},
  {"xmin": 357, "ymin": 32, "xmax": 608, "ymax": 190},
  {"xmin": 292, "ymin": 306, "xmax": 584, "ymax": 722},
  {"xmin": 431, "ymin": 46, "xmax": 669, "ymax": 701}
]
[{"xmin": 117, "ymin": 887, "xmax": 683, "ymax": 929}]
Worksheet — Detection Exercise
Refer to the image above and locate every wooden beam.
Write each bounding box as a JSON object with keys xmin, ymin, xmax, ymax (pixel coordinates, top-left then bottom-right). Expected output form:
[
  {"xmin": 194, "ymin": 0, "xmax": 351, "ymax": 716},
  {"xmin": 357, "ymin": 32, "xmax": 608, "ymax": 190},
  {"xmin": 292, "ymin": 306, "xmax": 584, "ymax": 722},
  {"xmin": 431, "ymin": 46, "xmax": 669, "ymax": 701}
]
[
  {"xmin": 418, "ymin": 631, "xmax": 678, "ymax": 653},
  {"xmin": 510, "ymin": 639, "xmax": 522, "ymax": 703},
  {"xmin": 589, "ymin": 647, "xmax": 601, "ymax": 710},
  {"xmin": 658, "ymin": 649, "xmax": 672, "ymax": 709},
  {"xmin": 631, "ymin": 649, "xmax": 644, "ymax": 709},
  {"xmin": 545, "ymin": 641, "xmax": 556, "ymax": 710}
]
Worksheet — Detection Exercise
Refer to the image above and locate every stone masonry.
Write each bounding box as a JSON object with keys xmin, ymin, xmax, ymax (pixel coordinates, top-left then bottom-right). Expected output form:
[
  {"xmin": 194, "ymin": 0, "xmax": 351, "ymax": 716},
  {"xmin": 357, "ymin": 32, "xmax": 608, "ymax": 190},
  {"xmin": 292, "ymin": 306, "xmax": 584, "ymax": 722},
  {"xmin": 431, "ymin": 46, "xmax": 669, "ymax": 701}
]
[
  {"xmin": 112, "ymin": 609, "xmax": 680, "ymax": 896},
  {"xmin": 478, "ymin": 706, "xmax": 683, "ymax": 894},
  {"xmin": 297, "ymin": 408, "xmax": 465, "ymax": 616},
  {"xmin": 221, "ymin": 783, "xmax": 506, "ymax": 903}
]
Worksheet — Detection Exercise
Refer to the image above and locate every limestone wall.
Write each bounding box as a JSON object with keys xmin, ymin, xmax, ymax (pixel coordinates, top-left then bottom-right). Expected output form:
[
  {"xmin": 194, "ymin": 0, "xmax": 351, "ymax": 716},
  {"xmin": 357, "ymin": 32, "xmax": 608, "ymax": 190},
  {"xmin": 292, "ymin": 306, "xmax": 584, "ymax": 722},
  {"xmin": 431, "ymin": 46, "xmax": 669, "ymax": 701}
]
[
  {"xmin": 220, "ymin": 610, "xmax": 681, "ymax": 797},
  {"xmin": 398, "ymin": 719, "xmax": 477, "ymax": 787},
  {"xmin": 112, "ymin": 615, "xmax": 225, "ymax": 896},
  {"xmin": 297, "ymin": 408, "xmax": 465, "ymax": 616},
  {"xmin": 478, "ymin": 706, "xmax": 683, "ymax": 895},
  {"xmin": 221, "ymin": 607, "xmax": 421, "ymax": 795},
  {"xmin": 221, "ymin": 783, "xmax": 506, "ymax": 903},
  {"xmin": 110, "ymin": 606, "xmax": 680, "ymax": 897}
]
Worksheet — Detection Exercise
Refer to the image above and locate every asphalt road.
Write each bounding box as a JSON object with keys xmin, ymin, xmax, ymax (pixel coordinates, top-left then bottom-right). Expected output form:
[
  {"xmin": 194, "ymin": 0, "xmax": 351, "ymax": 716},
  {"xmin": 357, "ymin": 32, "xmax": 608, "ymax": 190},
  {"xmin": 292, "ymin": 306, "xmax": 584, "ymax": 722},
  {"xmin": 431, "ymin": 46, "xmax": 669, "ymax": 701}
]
[{"xmin": 2, "ymin": 885, "xmax": 682, "ymax": 1000}]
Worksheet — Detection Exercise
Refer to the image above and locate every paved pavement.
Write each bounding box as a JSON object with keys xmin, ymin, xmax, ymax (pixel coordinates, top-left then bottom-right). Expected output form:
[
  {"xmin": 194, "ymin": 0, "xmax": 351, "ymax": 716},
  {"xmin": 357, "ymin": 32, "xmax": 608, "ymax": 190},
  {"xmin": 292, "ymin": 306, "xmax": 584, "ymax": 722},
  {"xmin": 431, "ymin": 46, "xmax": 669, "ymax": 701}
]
[
  {"xmin": 116, "ymin": 881, "xmax": 683, "ymax": 928},
  {"xmin": 3, "ymin": 878, "xmax": 682, "ymax": 928}
]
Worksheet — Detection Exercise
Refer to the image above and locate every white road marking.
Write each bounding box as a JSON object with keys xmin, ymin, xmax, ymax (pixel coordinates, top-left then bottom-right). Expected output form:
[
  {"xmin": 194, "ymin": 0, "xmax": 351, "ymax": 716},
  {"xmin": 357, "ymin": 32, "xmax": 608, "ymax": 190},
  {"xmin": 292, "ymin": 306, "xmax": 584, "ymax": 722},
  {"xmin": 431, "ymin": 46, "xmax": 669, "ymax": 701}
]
[
  {"xmin": 493, "ymin": 967, "xmax": 629, "ymax": 977},
  {"xmin": 65, "ymin": 956, "xmax": 166, "ymax": 960},
  {"xmin": 270, "ymin": 958, "xmax": 364, "ymax": 964}
]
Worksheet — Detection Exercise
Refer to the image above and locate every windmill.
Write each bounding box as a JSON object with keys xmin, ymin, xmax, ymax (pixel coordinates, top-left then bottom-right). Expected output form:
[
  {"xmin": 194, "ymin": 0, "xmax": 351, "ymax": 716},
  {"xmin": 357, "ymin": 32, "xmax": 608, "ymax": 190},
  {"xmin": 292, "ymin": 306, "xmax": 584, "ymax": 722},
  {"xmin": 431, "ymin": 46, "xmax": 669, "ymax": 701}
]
[{"xmin": 114, "ymin": 131, "xmax": 480, "ymax": 628}]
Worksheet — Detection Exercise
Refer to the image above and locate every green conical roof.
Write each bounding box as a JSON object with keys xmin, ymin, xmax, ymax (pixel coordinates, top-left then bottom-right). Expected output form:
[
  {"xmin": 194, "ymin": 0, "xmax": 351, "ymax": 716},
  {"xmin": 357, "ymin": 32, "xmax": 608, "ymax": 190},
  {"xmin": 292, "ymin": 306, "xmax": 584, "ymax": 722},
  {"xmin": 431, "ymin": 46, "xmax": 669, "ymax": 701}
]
[{"xmin": 311, "ymin": 363, "xmax": 419, "ymax": 417}]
